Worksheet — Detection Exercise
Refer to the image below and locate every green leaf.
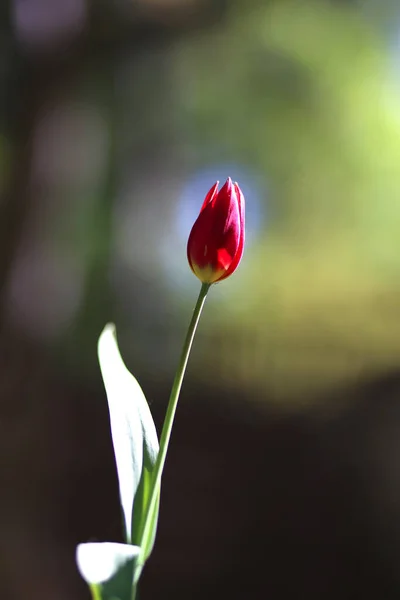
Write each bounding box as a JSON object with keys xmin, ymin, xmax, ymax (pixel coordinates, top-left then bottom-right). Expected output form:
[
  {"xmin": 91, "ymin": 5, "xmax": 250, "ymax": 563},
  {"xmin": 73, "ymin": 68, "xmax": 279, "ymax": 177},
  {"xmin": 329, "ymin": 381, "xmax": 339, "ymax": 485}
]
[
  {"xmin": 98, "ymin": 324, "xmax": 159, "ymax": 544},
  {"xmin": 76, "ymin": 542, "xmax": 140, "ymax": 600},
  {"xmin": 131, "ymin": 463, "xmax": 160, "ymax": 564}
]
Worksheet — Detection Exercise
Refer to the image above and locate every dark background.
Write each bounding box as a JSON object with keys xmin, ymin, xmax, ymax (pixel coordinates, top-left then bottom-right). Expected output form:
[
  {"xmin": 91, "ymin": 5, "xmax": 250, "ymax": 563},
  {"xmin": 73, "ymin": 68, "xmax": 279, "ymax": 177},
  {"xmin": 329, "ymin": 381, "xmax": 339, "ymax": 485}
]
[{"xmin": 2, "ymin": 0, "xmax": 400, "ymax": 598}]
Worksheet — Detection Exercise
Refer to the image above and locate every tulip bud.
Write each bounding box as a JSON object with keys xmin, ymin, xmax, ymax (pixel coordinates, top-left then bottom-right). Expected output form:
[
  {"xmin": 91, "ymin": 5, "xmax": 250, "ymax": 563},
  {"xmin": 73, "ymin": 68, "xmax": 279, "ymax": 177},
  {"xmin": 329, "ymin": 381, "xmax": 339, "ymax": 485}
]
[{"xmin": 187, "ymin": 178, "xmax": 245, "ymax": 284}]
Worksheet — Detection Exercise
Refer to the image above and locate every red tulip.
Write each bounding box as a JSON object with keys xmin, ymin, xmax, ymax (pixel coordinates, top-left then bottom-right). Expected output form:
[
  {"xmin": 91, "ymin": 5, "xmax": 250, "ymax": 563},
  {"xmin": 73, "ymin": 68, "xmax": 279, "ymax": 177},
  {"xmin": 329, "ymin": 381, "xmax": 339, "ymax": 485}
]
[{"xmin": 187, "ymin": 178, "xmax": 245, "ymax": 284}]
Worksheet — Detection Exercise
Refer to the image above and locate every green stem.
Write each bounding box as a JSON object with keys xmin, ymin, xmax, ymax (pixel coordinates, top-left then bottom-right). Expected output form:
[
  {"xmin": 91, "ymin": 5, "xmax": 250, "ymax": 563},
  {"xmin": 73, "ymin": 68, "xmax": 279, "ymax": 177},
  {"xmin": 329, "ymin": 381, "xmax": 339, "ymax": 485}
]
[
  {"xmin": 89, "ymin": 584, "xmax": 102, "ymax": 600},
  {"xmin": 136, "ymin": 282, "xmax": 210, "ymax": 559}
]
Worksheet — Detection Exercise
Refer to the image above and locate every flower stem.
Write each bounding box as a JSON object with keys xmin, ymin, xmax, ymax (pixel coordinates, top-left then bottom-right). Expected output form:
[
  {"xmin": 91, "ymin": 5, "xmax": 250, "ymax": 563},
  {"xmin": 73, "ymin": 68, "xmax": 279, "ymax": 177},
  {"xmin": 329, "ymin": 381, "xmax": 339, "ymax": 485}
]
[
  {"xmin": 89, "ymin": 584, "xmax": 102, "ymax": 600},
  {"xmin": 135, "ymin": 282, "xmax": 210, "ymax": 560}
]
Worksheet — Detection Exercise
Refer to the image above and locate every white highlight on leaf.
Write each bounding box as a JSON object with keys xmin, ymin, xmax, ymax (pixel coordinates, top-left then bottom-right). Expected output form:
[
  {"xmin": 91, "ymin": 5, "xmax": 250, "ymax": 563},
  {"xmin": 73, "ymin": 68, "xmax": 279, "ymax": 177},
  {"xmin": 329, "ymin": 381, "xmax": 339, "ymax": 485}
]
[
  {"xmin": 98, "ymin": 324, "xmax": 159, "ymax": 542},
  {"xmin": 76, "ymin": 542, "xmax": 140, "ymax": 584}
]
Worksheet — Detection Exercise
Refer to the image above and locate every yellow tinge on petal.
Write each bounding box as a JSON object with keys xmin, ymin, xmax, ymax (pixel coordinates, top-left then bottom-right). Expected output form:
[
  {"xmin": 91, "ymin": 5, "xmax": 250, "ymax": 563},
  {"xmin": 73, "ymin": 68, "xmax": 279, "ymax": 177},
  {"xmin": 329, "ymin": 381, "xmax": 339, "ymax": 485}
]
[{"xmin": 191, "ymin": 262, "xmax": 227, "ymax": 284}]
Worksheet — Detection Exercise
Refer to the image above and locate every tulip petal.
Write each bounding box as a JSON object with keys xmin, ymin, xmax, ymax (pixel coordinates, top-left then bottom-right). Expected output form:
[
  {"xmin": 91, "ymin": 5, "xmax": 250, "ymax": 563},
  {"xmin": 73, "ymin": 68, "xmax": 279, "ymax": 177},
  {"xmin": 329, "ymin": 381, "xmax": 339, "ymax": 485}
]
[
  {"xmin": 217, "ymin": 183, "xmax": 245, "ymax": 281},
  {"xmin": 188, "ymin": 199, "xmax": 239, "ymax": 271},
  {"xmin": 200, "ymin": 181, "xmax": 219, "ymax": 212},
  {"xmin": 216, "ymin": 248, "xmax": 233, "ymax": 271}
]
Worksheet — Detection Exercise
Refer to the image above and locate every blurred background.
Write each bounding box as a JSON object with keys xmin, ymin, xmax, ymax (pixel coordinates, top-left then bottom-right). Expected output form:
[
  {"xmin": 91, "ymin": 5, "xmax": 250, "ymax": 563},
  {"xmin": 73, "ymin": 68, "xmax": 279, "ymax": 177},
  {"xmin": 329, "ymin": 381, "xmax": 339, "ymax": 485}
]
[{"xmin": 2, "ymin": 0, "xmax": 400, "ymax": 597}]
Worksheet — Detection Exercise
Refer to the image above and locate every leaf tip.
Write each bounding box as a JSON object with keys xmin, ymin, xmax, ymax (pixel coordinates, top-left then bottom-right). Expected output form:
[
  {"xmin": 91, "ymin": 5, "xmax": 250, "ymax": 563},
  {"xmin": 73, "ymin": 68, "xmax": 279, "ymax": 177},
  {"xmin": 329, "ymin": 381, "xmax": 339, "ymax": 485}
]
[{"xmin": 76, "ymin": 542, "xmax": 140, "ymax": 585}]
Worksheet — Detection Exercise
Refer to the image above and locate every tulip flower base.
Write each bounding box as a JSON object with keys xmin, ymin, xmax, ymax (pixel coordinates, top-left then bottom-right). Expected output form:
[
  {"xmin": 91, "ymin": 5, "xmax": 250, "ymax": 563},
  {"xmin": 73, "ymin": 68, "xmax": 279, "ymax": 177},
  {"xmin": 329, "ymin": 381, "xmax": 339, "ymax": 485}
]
[{"xmin": 76, "ymin": 180, "xmax": 245, "ymax": 600}]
